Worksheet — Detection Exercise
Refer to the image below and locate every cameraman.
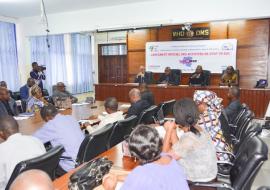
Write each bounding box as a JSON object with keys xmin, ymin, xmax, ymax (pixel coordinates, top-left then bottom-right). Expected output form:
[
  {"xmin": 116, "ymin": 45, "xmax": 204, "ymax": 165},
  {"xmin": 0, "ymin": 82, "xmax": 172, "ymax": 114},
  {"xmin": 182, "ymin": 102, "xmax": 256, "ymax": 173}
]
[{"xmin": 30, "ymin": 62, "xmax": 46, "ymax": 90}]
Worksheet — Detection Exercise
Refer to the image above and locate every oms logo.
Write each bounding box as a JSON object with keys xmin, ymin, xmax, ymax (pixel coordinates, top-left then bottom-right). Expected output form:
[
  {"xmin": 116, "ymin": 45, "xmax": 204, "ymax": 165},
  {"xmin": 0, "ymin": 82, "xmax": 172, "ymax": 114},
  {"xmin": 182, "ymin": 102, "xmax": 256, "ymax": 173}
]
[{"xmin": 179, "ymin": 57, "xmax": 197, "ymax": 67}]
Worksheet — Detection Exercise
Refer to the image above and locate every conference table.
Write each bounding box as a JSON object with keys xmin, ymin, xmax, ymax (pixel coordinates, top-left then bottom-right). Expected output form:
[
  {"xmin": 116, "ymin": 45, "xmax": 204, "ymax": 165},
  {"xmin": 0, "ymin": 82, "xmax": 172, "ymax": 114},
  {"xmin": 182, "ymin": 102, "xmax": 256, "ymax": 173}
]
[{"xmin": 95, "ymin": 83, "xmax": 270, "ymax": 118}]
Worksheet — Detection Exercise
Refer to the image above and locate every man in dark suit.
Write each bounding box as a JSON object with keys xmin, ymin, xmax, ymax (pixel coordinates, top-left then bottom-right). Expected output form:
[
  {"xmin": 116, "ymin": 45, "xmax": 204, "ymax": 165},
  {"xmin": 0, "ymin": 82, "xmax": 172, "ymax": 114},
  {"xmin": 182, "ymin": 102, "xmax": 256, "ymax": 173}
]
[
  {"xmin": 157, "ymin": 67, "xmax": 179, "ymax": 85},
  {"xmin": 30, "ymin": 62, "xmax": 46, "ymax": 90},
  {"xmin": 189, "ymin": 65, "xmax": 205, "ymax": 86},
  {"xmin": 0, "ymin": 87, "xmax": 18, "ymax": 116},
  {"xmin": 134, "ymin": 66, "xmax": 152, "ymax": 84},
  {"xmin": 20, "ymin": 78, "xmax": 36, "ymax": 101},
  {"xmin": 224, "ymin": 86, "xmax": 242, "ymax": 124},
  {"xmin": 126, "ymin": 88, "xmax": 150, "ymax": 118}
]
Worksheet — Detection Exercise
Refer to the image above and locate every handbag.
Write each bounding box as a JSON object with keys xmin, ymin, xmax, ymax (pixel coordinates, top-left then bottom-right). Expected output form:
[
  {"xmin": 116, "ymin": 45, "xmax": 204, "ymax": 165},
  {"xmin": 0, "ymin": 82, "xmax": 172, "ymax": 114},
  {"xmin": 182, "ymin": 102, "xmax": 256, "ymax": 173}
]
[{"xmin": 68, "ymin": 157, "xmax": 113, "ymax": 190}]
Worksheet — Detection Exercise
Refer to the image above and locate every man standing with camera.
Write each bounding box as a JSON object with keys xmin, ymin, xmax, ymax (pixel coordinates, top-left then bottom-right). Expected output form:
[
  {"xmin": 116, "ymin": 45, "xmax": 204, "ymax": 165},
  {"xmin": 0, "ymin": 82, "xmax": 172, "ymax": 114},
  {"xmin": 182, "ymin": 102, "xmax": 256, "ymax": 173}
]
[{"xmin": 30, "ymin": 62, "xmax": 46, "ymax": 90}]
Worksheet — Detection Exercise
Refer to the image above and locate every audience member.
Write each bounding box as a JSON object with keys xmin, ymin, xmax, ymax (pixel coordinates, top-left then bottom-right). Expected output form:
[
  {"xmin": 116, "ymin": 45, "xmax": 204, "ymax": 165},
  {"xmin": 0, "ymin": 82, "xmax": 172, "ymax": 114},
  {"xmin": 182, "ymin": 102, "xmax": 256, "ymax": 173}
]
[
  {"xmin": 225, "ymin": 87, "xmax": 242, "ymax": 124},
  {"xmin": 193, "ymin": 90, "xmax": 232, "ymax": 161},
  {"xmin": 138, "ymin": 83, "xmax": 155, "ymax": 106},
  {"xmin": 87, "ymin": 97, "xmax": 124, "ymax": 133},
  {"xmin": 52, "ymin": 82, "xmax": 78, "ymax": 104},
  {"xmin": 20, "ymin": 78, "xmax": 35, "ymax": 101},
  {"xmin": 102, "ymin": 125, "xmax": 189, "ymax": 190},
  {"xmin": 220, "ymin": 66, "xmax": 238, "ymax": 86},
  {"xmin": 0, "ymin": 116, "xmax": 46, "ymax": 188},
  {"xmin": 189, "ymin": 65, "xmax": 205, "ymax": 86},
  {"xmin": 162, "ymin": 98, "xmax": 217, "ymax": 182},
  {"xmin": 10, "ymin": 169, "xmax": 54, "ymax": 190},
  {"xmin": 126, "ymin": 88, "xmax": 150, "ymax": 118},
  {"xmin": 0, "ymin": 87, "xmax": 18, "ymax": 116},
  {"xmin": 134, "ymin": 66, "xmax": 152, "ymax": 84},
  {"xmin": 27, "ymin": 85, "xmax": 48, "ymax": 113},
  {"xmin": 0, "ymin": 81, "xmax": 14, "ymax": 99},
  {"xmin": 30, "ymin": 62, "xmax": 46, "ymax": 90},
  {"xmin": 33, "ymin": 104, "xmax": 84, "ymax": 173},
  {"xmin": 157, "ymin": 67, "xmax": 179, "ymax": 85}
]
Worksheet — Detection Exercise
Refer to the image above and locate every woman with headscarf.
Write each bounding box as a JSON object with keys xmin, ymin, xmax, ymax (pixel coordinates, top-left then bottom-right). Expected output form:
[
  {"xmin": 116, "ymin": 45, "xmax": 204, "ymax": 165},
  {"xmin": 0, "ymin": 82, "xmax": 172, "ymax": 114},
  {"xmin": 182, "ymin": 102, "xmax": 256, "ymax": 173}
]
[{"xmin": 193, "ymin": 90, "xmax": 232, "ymax": 161}]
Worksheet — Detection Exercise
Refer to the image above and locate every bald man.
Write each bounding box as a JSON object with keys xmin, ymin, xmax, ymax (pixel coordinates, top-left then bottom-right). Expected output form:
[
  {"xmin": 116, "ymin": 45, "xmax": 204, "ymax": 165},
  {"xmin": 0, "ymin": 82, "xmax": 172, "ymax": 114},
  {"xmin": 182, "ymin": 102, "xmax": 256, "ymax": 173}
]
[
  {"xmin": 125, "ymin": 88, "xmax": 150, "ymax": 118},
  {"xmin": 0, "ymin": 87, "xmax": 18, "ymax": 116},
  {"xmin": 52, "ymin": 82, "xmax": 78, "ymax": 104},
  {"xmin": 0, "ymin": 116, "xmax": 46, "ymax": 188},
  {"xmin": 134, "ymin": 66, "xmax": 152, "ymax": 84},
  {"xmin": 10, "ymin": 170, "xmax": 54, "ymax": 190}
]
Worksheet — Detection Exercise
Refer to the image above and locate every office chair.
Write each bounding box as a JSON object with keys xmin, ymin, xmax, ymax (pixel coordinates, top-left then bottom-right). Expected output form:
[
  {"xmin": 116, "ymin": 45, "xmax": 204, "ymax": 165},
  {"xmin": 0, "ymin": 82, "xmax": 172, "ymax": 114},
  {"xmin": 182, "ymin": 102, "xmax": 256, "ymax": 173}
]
[
  {"xmin": 76, "ymin": 124, "xmax": 114, "ymax": 166},
  {"xmin": 107, "ymin": 115, "xmax": 137, "ymax": 149},
  {"xmin": 192, "ymin": 136, "xmax": 268, "ymax": 190},
  {"xmin": 5, "ymin": 145, "xmax": 64, "ymax": 190},
  {"xmin": 203, "ymin": 70, "xmax": 211, "ymax": 86},
  {"xmin": 157, "ymin": 99, "xmax": 176, "ymax": 118},
  {"xmin": 137, "ymin": 105, "xmax": 159, "ymax": 125},
  {"xmin": 171, "ymin": 69, "xmax": 182, "ymax": 85}
]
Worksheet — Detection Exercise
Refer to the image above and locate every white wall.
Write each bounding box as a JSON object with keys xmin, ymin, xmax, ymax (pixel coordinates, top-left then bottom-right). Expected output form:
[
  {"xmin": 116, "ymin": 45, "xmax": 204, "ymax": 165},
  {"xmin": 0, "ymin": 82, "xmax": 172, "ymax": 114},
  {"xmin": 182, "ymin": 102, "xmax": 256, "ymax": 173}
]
[{"xmin": 6, "ymin": 0, "xmax": 270, "ymax": 85}]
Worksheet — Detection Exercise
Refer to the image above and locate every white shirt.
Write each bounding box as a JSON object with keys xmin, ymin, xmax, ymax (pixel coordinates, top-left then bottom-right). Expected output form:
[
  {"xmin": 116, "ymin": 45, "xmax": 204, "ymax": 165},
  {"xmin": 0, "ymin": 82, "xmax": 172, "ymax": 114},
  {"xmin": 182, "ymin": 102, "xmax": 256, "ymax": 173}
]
[
  {"xmin": 0, "ymin": 133, "xmax": 46, "ymax": 189},
  {"xmin": 87, "ymin": 111, "xmax": 124, "ymax": 133}
]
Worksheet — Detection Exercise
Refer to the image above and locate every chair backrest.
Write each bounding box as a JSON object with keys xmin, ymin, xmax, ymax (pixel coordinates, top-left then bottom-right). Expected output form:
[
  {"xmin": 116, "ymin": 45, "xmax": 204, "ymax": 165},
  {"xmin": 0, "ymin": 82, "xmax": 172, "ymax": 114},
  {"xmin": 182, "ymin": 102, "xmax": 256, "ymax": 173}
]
[
  {"xmin": 203, "ymin": 70, "xmax": 211, "ymax": 86},
  {"xmin": 12, "ymin": 91, "xmax": 21, "ymax": 100},
  {"xmin": 76, "ymin": 124, "xmax": 114, "ymax": 166},
  {"xmin": 171, "ymin": 69, "xmax": 182, "ymax": 85},
  {"xmin": 219, "ymin": 110, "xmax": 233, "ymax": 144},
  {"xmin": 42, "ymin": 89, "xmax": 49, "ymax": 96},
  {"xmin": 5, "ymin": 146, "xmax": 64, "ymax": 190},
  {"xmin": 230, "ymin": 136, "xmax": 268, "ymax": 190},
  {"xmin": 235, "ymin": 110, "xmax": 254, "ymax": 140},
  {"xmin": 107, "ymin": 115, "xmax": 138, "ymax": 149},
  {"xmin": 137, "ymin": 105, "xmax": 159, "ymax": 125},
  {"xmin": 160, "ymin": 99, "xmax": 176, "ymax": 117}
]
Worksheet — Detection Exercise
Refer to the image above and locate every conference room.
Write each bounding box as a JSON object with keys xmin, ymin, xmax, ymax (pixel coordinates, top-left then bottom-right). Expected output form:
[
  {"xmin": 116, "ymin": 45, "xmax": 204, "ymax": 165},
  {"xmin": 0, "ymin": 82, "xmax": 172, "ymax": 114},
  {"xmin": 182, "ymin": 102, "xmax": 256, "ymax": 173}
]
[{"xmin": 0, "ymin": 0, "xmax": 270, "ymax": 189}]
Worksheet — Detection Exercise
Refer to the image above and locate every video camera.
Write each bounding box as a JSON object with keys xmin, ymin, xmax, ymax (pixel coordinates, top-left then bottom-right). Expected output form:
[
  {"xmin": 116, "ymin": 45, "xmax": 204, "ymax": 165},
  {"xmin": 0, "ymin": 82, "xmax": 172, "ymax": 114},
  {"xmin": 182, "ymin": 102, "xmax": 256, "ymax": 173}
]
[{"xmin": 38, "ymin": 65, "xmax": 46, "ymax": 71}]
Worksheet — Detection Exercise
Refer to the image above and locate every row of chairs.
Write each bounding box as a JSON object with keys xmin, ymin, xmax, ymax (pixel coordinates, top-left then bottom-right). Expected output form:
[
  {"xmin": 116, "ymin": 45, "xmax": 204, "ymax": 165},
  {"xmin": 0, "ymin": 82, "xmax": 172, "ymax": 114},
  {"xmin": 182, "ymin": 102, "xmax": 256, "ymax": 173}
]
[
  {"xmin": 191, "ymin": 104, "xmax": 268, "ymax": 190},
  {"xmin": 5, "ymin": 99, "xmax": 178, "ymax": 189}
]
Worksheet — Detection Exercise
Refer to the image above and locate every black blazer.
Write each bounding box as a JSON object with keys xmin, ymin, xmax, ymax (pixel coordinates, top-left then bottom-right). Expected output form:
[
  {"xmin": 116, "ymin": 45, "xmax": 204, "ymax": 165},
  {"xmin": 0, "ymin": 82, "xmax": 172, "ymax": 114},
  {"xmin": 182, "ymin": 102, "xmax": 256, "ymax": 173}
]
[
  {"xmin": 0, "ymin": 98, "xmax": 19, "ymax": 116},
  {"xmin": 189, "ymin": 73, "xmax": 205, "ymax": 85},
  {"xmin": 224, "ymin": 99, "xmax": 242, "ymax": 123},
  {"xmin": 126, "ymin": 99, "xmax": 150, "ymax": 118},
  {"xmin": 134, "ymin": 72, "xmax": 152, "ymax": 84},
  {"xmin": 158, "ymin": 73, "xmax": 179, "ymax": 85}
]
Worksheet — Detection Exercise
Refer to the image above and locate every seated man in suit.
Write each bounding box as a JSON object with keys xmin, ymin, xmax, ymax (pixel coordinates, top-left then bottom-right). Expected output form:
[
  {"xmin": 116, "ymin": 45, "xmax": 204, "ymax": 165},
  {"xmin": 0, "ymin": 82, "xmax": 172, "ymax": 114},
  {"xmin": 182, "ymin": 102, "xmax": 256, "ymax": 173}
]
[
  {"xmin": 52, "ymin": 82, "xmax": 78, "ymax": 104},
  {"xmin": 126, "ymin": 88, "xmax": 151, "ymax": 118},
  {"xmin": 139, "ymin": 83, "xmax": 155, "ymax": 106},
  {"xmin": 20, "ymin": 78, "xmax": 35, "ymax": 101},
  {"xmin": 189, "ymin": 65, "xmax": 205, "ymax": 86},
  {"xmin": 224, "ymin": 86, "xmax": 242, "ymax": 124},
  {"xmin": 134, "ymin": 66, "xmax": 152, "ymax": 84},
  {"xmin": 220, "ymin": 66, "xmax": 238, "ymax": 86},
  {"xmin": 0, "ymin": 116, "xmax": 46, "ymax": 188},
  {"xmin": 0, "ymin": 87, "xmax": 18, "ymax": 116},
  {"xmin": 157, "ymin": 67, "xmax": 179, "ymax": 85},
  {"xmin": 10, "ymin": 170, "xmax": 54, "ymax": 190},
  {"xmin": 33, "ymin": 104, "xmax": 84, "ymax": 173},
  {"xmin": 87, "ymin": 97, "xmax": 124, "ymax": 133}
]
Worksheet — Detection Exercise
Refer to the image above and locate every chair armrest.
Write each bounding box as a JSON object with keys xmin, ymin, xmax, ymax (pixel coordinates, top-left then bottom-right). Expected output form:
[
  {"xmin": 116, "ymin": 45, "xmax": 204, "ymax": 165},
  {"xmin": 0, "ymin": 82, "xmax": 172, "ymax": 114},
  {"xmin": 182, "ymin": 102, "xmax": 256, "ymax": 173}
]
[
  {"xmin": 230, "ymin": 124, "xmax": 237, "ymax": 128},
  {"xmin": 191, "ymin": 181, "xmax": 234, "ymax": 190},
  {"xmin": 217, "ymin": 161, "xmax": 234, "ymax": 166},
  {"xmin": 60, "ymin": 156, "xmax": 77, "ymax": 165},
  {"xmin": 216, "ymin": 150, "xmax": 235, "ymax": 159}
]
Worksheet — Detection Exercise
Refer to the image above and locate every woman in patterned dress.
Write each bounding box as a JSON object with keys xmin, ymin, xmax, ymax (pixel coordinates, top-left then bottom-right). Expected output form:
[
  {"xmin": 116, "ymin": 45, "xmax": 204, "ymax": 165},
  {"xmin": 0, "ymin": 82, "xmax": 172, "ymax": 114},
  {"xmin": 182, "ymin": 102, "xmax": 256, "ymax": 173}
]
[{"xmin": 193, "ymin": 90, "xmax": 232, "ymax": 161}]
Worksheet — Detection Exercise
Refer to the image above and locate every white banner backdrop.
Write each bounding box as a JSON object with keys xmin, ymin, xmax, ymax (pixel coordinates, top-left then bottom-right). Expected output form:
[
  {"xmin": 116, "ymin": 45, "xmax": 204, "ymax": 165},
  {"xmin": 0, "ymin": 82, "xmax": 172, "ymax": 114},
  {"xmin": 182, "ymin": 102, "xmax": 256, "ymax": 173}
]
[{"xmin": 145, "ymin": 39, "xmax": 237, "ymax": 73}]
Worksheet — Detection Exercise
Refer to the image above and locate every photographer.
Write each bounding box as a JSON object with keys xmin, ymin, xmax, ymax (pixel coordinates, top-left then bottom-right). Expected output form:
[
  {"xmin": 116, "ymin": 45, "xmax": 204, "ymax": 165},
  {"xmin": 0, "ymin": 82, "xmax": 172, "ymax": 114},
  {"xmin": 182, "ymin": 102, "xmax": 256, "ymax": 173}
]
[{"xmin": 30, "ymin": 62, "xmax": 46, "ymax": 90}]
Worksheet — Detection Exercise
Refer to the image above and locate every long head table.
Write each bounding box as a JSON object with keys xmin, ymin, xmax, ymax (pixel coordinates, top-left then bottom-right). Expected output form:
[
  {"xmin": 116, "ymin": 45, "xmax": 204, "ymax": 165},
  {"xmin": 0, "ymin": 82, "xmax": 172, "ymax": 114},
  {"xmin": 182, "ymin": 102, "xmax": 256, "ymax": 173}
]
[{"xmin": 95, "ymin": 83, "xmax": 270, "ymax": 118}]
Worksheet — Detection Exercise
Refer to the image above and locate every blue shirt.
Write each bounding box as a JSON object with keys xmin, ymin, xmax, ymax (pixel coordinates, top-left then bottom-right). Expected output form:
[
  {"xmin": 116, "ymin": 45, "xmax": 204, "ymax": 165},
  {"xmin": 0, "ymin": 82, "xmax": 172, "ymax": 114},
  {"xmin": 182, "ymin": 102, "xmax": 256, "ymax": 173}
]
[
  {"xmin": 33, "ymin": 114, "xmax": 84, "ymax": 171},
  {"xmin": 20, "ymin": 84, "xmax": 30, "ymax": 101}
]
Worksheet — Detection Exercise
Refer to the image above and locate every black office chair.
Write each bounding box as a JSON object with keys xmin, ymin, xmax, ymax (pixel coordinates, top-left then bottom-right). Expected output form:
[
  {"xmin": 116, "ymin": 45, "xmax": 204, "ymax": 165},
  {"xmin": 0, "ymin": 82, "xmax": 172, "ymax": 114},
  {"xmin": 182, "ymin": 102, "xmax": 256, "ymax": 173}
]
[
  {"xmin": 5, "ymin": 145, "xmax": 64, "ymax": 190},
  {"xmin": 219, "ymin": 110, "xmax": 233, "ymax": 144},
  {"xmin": 76, "ymin": 124, "xmax": 114, "ymax": 166},
  {"xmin": 232, "ymin": 103, "xmax": 249, "ymax": 126},
  {"xmin": 107, "ymin": 115, "xmax": 137, "ymax": 149},
  {"xmin": 192, "ymin": 136, "xmax": 268, "ymax": 190},
  {"xmin": 137, "ymin": 105, "xmax": 159, "ymax": 125},
  {"xmin": 12, "ymin": 91, "xmax": 21, "ymax": 100},
  {"xmin": 234, "ymin": 110, "xmax": 254, "ymax": 140},
  {"xmin": 171, "ymin": 69, "xmax": 181, "ymax": 85},
  {"xmin": 203, "ymin": 70, "xmax": 211, "ymax": 86},
  {"xmin": 158, "ymin": 99, "xmax": 176, "ymax": 117}
]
